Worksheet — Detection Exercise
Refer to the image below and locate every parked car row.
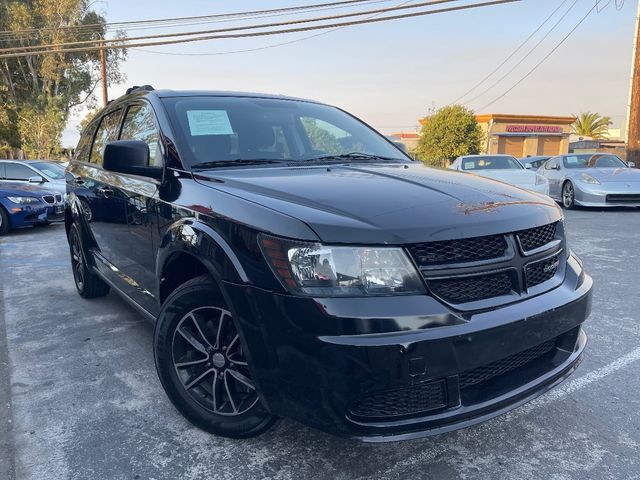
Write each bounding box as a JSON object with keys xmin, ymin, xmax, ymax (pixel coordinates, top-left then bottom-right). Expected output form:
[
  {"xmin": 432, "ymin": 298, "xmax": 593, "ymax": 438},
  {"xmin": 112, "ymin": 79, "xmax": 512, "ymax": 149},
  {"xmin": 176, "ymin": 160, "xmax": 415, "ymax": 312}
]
[
  {"xmin": 0, "ymin": 160, "xmax": 66, "ymax": 235},
  {"xmin": 448, "ymin": 153, "xmax": 640, "ymax": 209}
]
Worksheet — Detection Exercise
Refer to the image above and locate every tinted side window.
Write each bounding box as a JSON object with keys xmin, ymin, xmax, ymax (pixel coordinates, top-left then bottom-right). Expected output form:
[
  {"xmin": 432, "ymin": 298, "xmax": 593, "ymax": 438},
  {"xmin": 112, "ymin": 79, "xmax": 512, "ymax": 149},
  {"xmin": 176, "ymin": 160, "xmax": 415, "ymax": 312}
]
[
  {"xmin": 119, "ymin": 104, "xmax": 161, "ymax": 166},
  {"xmin": 5, "ymin": 163, "xmax": 35, "ymax": 180},
  {"xmin": 0, "ymin": 163, "xmax": 5, "ymax": 179},
  {"xmin": 90, "ymin": 110, "xmax": 122, "ymax": 165}
]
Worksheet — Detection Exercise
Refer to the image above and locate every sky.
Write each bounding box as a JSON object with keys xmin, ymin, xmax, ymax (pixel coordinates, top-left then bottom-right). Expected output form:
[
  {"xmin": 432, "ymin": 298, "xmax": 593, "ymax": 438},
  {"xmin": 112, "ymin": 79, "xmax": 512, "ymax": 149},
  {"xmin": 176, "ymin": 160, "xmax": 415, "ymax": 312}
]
[{"xmin": 61, "ymin": 0, "xmax": 638, "ymax": 147}]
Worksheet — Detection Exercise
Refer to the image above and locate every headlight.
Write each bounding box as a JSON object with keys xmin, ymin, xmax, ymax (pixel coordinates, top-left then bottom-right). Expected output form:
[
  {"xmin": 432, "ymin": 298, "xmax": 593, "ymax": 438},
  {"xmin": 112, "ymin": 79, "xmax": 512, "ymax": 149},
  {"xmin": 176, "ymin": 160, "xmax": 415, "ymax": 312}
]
[
  {"xmin": 535, "ymin": 174, "xmax": 547, "ymax": 185},
  {"xmin": 580, "ymin": 173, "xmax": 600, "ymax": 185},
  {"xmin": 7, "ymin": 196, "xmax": 41, "ymax": 205},
  {"xmin": 260, "ymin": 235, "xmax": 425, "ymax": 297}
]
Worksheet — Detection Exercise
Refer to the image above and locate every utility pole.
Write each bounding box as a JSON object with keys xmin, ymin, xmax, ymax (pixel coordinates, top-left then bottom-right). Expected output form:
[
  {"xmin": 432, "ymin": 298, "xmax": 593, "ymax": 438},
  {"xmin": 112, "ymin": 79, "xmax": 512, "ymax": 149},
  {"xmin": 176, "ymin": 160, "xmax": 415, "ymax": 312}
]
[
  {"xmin": 100, "ymin": 37, "xmax": 108, "ymax": 107},
  {"xmin": 626, "ymin": 1, "xmax": 640, "ymax": 167}
]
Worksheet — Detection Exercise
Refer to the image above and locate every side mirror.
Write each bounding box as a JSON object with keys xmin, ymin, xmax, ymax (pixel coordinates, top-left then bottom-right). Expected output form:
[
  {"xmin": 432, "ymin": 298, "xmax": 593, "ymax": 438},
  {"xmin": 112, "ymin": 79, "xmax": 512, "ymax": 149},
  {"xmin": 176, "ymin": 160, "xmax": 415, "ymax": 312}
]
[
  {"xmin": 628, "ymin": 161, "xmax": 636, "ymax": 168},
  {"xmin": 525, "ymin": 165, "xmax": 533, "ymax": 169},
  {"xmin": 28, "ymin": 175, "xmax": 44, "ymax": 183},
  {"xmin": 103, "ymin": 140, "xmax": 163, "ymax": 179},
  {"xmin": 394, "ymin": 142, "xmax": 408, "ymax": 154}
]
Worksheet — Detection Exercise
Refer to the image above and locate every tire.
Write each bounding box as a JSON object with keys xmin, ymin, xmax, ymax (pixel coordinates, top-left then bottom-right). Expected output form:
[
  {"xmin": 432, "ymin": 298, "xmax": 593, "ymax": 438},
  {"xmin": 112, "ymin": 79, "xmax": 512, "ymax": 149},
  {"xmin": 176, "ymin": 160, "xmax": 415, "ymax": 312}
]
[
  {"xmin": 68, "ymin": 223, "xmax": 110, "ymax": 298},
  {"xmin": 0, "ymin": 207, "xmax": 10, "ymax": 236},
  {"xmin": 154, "ymin": 275, "xmax": 277, "ymax": 438},
  {"xmin": 80, "ymin": 198, "xmax": 93, "ymax": 222},
  {"xmin": 562, "ymin": 181, "xmax": 576, "ymax": 209}
]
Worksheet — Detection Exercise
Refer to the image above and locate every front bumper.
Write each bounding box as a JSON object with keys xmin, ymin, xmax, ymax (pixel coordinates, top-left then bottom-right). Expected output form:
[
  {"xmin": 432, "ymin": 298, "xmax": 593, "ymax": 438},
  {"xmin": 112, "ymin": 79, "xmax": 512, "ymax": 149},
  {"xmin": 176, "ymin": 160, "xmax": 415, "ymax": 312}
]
[
  {"xmin": 7, "ymin": 205, "xmax": 49, "ymax": 227},
  {"xmin": 45, "ymin": 202, "xmax": 65, "ymax": 222},
  {"xmin": 574, "ymin": 182, "xmax": 640, "ymax": 207},
  {"xmin": 224, "ymin": 253, "xmax": 592, "ymax": 441}
]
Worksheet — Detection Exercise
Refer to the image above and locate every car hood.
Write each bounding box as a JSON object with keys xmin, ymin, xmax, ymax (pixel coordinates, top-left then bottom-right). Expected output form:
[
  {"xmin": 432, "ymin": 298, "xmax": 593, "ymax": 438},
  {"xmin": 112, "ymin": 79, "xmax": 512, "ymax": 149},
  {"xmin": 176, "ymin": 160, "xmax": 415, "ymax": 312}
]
[
  {"xmin": 194, "ymin": 163, "xmax": 561, "ymax": 244},
  {"xmin": 0, "ymin": 182, "xmax": 55, "ymax": 197},
  {"xmin": 576, "ymin": 168, "xmax": 640, "ymax": 183},
  {"xmin": 464, "ymin": 169, "xmax": 539, "ymax": 185}
]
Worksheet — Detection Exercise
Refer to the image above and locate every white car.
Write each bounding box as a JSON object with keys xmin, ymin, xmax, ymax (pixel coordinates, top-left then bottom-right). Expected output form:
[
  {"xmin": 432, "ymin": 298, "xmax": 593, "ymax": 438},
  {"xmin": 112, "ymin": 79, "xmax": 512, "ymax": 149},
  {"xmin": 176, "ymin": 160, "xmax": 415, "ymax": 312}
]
[{"xmin": 449, "ymin": 154, "xmax": 549, "ymax": 195}]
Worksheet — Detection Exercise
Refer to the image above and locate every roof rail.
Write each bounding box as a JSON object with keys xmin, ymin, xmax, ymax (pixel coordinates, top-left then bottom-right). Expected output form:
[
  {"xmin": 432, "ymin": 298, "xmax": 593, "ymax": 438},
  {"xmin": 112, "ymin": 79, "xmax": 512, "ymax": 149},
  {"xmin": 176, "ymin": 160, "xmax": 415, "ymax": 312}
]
[{"xmin": 125, "ymin": 85, "xmax": 155, "ymax": 95}]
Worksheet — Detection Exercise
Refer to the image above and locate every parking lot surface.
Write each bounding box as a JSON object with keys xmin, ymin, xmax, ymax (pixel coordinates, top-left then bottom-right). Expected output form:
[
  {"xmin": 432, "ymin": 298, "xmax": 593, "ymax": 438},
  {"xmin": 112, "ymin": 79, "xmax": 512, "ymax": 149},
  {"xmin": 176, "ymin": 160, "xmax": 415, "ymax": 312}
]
[{"xmin": 1, "ymin": 209, "xmax": 640, "ymax": 480}]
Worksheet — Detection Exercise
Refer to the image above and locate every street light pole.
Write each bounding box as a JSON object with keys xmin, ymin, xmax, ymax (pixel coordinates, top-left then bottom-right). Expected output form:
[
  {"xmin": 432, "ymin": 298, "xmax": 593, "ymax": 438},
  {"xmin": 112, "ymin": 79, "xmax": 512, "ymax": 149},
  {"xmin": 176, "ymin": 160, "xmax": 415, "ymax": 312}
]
[
  {"xmin": 100, "ymin": 37, "xmax": 108, "ymax": 107},
  {"xmin": 626, "ymin": 0, "xmax": 640, "ymax": 167}
]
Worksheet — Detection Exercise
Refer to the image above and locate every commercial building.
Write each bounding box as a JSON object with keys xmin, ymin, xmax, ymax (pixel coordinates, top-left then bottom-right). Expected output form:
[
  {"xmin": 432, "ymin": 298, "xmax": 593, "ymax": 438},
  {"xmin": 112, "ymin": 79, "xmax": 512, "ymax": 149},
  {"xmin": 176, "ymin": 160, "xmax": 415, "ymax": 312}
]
[
  {"xmin": 475, "ymin": 114, "xmax": 576, "ymax": 157},
  {"xmin": 389, "ymin": 132, "xmax": 420, "ymax": 151}
]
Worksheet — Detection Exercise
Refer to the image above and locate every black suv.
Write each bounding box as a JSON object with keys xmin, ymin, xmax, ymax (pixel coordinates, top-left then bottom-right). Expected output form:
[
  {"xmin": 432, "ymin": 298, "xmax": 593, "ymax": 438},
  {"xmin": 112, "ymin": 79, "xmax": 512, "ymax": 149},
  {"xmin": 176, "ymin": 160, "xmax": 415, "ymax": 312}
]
[{"xmin": 65, "ymin": 86, "xmax": 592, "ymax": 441}]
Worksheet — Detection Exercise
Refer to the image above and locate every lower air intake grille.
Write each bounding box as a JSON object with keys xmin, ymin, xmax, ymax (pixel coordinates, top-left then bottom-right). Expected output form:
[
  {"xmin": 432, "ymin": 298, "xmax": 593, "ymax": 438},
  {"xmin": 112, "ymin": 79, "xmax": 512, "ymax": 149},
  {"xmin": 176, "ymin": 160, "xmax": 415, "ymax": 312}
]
[
  {"xmin": 606, "ymin": 194, "xmax": 640, "ymax": 203},
  {"xmin": 459, "ymin": 339, "xmax": 557, "ymax": 389},
  {"xmin": 349, "ymin": 380, "xmax": 447, "ymax": 419},
  {"xmin": 429, "ymin": 271, "xmax": 513, "ymax": 304}
]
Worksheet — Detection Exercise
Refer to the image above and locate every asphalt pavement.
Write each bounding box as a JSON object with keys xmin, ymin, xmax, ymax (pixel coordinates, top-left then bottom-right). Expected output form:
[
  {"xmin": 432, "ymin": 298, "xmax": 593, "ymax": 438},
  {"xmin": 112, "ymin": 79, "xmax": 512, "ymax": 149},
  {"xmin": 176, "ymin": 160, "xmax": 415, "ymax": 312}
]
[{"xmin": 1, "ymin": 209, "xmax": 639, "ymax": 480}]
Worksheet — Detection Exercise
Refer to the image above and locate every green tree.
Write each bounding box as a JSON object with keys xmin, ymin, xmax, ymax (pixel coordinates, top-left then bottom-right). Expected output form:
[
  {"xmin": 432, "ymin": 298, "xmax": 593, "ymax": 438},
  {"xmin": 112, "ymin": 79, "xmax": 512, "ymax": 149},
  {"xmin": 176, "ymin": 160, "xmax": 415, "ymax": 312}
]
[
  {"xmin": 0, "ymin": 0, "xmax": 127, "ymax": 158},
  {"xmin": 571, "ymin": 112, "xmax": 612, "ymax": 139},
  {"xmin": 415, "ymin": 105, "xmax": 483, "ymax": 168}
]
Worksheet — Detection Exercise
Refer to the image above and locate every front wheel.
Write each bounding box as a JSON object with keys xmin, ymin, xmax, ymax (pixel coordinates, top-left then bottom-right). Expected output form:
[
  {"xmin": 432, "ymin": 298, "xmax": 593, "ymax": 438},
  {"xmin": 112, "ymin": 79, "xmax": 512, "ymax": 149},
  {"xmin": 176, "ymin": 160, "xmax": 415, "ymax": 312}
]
[
  {"xmin": 154, "ymin": 275, "xmax": 277, "ymax": 438},
  {"xmin": 562, "ymin": 181, "xmax": 576, "ymax": 209}
]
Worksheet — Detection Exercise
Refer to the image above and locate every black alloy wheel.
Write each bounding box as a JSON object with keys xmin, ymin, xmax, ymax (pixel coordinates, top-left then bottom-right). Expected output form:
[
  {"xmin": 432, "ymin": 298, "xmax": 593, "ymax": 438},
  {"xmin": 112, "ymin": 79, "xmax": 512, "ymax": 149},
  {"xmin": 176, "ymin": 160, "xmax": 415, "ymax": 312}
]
[
  {"xmin": 562, "ymin": 181, "xmax": 576, "ymax": 209},
  {"xmin": 68, "ymin": 223, "xmax": 110, "ymax": 298},
  {"xmin": 154, "ymin": 275, "xmax": 276, "ymax": 438}
]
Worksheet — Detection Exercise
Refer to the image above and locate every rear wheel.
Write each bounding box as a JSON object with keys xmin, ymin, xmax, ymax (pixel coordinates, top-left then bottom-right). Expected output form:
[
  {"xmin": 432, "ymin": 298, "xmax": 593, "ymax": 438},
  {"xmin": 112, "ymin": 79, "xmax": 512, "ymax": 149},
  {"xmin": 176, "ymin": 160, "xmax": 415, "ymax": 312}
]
[
  {"xmin": 0, "ymin": 207, "xmax": 9, "ymax": 236},
  {"xmin": 69, "ymin": 223, "xmax": 110, "ymax": 298},
  {"xmin": 562, "ymin": 181, "xmax": 576, "ymax": 209},
  {"xmin": 154, "ymin": 275, "xmax": 276, "ymax": 438}
]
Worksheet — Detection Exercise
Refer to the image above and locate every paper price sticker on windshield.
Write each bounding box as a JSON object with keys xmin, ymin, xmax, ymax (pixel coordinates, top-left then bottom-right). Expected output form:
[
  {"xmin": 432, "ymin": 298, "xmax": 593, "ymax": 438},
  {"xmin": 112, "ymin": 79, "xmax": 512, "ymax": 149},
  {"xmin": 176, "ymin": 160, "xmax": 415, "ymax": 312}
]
[{"xmin": 187, "ymin": 110, "xmax": 233, "ymax": 136}]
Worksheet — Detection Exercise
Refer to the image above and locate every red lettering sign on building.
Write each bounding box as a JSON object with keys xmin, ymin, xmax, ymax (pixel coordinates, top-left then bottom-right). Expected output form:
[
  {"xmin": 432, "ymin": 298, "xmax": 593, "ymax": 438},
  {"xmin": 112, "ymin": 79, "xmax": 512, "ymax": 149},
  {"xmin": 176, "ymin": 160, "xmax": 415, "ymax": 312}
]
[{"xmin": 506, "ymin": 125, "xmax": 563, "ymax": 134}]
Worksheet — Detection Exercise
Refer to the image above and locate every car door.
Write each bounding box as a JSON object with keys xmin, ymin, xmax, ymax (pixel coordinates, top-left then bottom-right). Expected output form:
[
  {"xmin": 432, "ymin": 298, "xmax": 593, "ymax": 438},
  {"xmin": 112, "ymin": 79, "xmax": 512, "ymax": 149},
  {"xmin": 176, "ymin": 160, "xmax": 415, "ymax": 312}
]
[
  {"xmin": 543, "ymin": 157, "xmax": 562, "ymax": 199},
  {"xmin": 97, "ymin": 101, "xmax": 162, "ymax": 315}
]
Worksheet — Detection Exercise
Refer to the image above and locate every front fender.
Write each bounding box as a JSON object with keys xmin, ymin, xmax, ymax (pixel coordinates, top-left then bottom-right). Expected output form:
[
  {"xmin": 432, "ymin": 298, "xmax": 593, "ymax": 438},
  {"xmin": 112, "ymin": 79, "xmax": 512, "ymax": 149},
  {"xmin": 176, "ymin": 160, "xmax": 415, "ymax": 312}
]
[{"xmin": 156, "ymin": 218, "xmax": 249, "ymax": 288}]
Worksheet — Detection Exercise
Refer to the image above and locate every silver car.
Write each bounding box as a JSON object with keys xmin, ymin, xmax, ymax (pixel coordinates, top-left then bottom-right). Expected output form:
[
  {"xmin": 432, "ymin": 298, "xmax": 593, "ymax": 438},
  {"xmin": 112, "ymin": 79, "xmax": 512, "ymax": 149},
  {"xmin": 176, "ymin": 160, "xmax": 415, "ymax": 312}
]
[
  {"xmin": 0, "ymin": 160, "xmax": 67, "ymax": 197},
  {"xmin": 539, "ymin": 153, "xmax": 640, "ymax": 208}
]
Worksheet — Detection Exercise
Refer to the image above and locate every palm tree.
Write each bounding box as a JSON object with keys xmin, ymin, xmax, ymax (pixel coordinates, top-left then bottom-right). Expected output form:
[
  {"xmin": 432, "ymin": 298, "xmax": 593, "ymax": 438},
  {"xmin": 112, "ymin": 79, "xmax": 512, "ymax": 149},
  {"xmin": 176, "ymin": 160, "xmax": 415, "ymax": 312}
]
[{"xmin": 571, "ymin": 112, "xmax": 612, "ymax": 139}]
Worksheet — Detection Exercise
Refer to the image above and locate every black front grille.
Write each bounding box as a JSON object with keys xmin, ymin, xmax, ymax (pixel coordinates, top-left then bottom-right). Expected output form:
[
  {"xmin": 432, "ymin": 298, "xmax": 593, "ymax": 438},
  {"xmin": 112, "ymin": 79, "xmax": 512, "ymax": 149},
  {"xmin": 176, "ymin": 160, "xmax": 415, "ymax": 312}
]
[
  {"xmin": 349, "ymin": 380, "xmax": 447, "ymax": 419},
  {"xmin": 606, "ymin": 194, "xmax": 640, "ymax": 203},
  {"xmin": 408, "ymin": 234, "xmax": 507, "ymax": 266},
  {"xmin": 429, "ymin": 271, "xmax": 514, "ymax": 304},
  {"xmin": 526, "ymin": 255, "xmax": 561, "ymax": 288},
  {"xmin": 42, "ymin": 195, "xmax": 55, "ymax": 204},
  {"xmin": 516, "ymin": 222, "xmax": 558, "ymax": 251},
  {"xmin": 459, "ymin": 339, "xmax": 557, "ymax": 389}
]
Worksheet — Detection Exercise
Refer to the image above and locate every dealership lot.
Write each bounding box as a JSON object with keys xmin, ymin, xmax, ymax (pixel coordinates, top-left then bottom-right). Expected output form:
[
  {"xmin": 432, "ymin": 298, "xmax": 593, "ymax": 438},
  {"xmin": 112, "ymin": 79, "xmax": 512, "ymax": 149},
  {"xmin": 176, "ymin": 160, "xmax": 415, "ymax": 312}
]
[{"xmin": 1, "ymin": 209, "xmax": 640, "ymax": 480}]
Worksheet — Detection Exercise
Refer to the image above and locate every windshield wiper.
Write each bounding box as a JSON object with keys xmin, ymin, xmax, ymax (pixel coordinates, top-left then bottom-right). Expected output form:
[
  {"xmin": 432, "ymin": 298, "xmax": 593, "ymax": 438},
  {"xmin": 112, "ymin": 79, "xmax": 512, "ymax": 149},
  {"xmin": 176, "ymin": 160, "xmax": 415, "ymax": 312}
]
[
  {"xmin": 300, "ymin": 152, "xmax": 403, "ymax": 163},
  {"xmin": 191, "ymin": 159, "xmax": 285, "ymax": 170}
]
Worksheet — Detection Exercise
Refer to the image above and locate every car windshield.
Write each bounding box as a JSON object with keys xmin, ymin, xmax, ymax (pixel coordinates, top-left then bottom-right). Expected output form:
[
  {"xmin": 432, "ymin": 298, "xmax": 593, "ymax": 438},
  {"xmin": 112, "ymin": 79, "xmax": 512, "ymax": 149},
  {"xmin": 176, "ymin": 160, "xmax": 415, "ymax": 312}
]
[
  {"xmin": 162, "ymin": 96, "xmax": 408, "ymax": 168},
  {"xmin": 30, "ymin": 161, "xmax": 66, "ymax": 179},
  {"xmin": 590, "ymin": 155, "xmax": 627, "ymax": 168},
  {"xmin": 460, "ymin": 156, "xmax": 523, "ymax": 171},
  {"xmin": 562, "ymin": 155, "xmax": 592, "ymax": 169}
]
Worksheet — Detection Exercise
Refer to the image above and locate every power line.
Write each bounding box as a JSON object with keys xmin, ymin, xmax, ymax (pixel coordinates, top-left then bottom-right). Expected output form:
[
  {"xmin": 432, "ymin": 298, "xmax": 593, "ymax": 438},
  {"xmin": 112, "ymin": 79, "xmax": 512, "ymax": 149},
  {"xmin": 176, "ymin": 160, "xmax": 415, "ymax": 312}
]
[
  {"xmin": 0, "ymin": 0, "xmax": 462, "ymax": 54},
  {"xmin": 0, "ymin": 0, "xmax": 381, "ymax": 39},
  {"xmin": 134, "ymin": 0, "xmax": 416, "ymax": 57},
  {"xmin": 476, "ymin": 0, "xmax": 603, "ymax": 112},
  {"xmin": 0, "ymin": 0, "xmax": 520, "ymax": 59},
  {"xmin": 450, "ymin": 0, "xmax": 569, "ymax": 105},
  {"xmin": 463, "ymin": 0, "xmax": 580, "ymax": 106},
  {"xmin": 0, "ymin": 0, "xmax": 395, "ymax": 42}
]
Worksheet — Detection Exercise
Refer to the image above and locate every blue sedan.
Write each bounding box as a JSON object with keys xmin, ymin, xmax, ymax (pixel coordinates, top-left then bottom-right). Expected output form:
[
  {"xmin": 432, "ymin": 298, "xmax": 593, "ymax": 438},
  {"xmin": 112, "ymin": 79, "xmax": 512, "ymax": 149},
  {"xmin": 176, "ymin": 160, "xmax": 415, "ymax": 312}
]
[{"xmin": 0, "ymin": 182, "xmax": 62, "ymax": 235}]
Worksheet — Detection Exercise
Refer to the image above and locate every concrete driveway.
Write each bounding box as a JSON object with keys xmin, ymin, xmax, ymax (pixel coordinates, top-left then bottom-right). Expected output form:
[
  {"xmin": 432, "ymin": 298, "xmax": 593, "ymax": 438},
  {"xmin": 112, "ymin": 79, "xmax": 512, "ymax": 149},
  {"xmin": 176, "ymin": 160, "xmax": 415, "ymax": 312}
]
[{"xmin": 1, "ymin": 209, "xmax": 640, "ymax": 480}]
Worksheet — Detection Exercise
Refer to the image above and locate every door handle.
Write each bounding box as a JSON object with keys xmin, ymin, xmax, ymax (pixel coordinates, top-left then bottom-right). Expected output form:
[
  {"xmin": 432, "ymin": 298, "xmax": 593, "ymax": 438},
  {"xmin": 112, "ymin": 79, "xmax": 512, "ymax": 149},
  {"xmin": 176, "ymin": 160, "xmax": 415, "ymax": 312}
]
[{"xmin": 97, "ymin": 186, "xmax": 113, "ymax": 196}]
